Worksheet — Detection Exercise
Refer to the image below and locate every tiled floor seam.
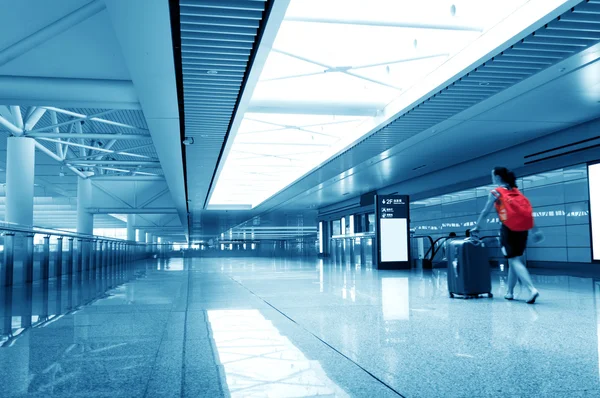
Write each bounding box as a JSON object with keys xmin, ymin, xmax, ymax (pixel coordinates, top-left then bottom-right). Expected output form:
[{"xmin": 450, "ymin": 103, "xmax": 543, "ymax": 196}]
[
  {"xmin": 138, "ymin": 273, "xmax": 177, "ymax": 398},
  {"xmin": 227, "ymin": 275, "xmax": 407, "ymax": 398},
  {"xmin": 179, "ymin": 266, "xmax": 190, "ymax": 398}
]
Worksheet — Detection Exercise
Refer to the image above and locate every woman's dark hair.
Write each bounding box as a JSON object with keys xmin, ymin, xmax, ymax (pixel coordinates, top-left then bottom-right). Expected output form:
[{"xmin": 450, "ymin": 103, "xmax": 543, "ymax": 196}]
[{"xmin": 493, "ymin": 167, "xmax": 518, "ymax": 188}]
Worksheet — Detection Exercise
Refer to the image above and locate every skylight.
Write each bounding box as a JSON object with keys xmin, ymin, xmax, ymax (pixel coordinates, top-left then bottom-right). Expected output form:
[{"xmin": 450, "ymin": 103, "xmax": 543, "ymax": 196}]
[{"xmin": 209, "ymin": 0, "xmax": 567, "ymax": 209}]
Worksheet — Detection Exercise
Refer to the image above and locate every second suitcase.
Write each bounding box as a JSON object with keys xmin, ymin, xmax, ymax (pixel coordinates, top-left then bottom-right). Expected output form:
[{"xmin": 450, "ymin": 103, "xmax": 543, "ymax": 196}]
[{"xmin": 447, "ymin": 238, "xmax": 493, "ymax": 299}]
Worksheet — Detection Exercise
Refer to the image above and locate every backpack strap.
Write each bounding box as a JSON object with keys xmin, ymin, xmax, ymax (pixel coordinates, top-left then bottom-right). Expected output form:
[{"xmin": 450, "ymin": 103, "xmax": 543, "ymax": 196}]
[{"xmin": 491, "ymin": 188, "xmax": 502, "ymax": 200}]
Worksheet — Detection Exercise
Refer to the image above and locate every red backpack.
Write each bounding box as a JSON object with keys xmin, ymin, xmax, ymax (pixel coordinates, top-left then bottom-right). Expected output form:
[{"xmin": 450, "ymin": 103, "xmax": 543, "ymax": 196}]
[{"xmin": 492, "ymin": 187, "xmax": 534, "ymax": 231}]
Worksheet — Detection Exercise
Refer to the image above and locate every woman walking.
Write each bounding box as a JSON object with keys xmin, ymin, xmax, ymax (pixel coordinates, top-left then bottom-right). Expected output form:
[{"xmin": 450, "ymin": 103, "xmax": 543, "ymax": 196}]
[{"xmin": 471, "ymin": 167, "xmax": 542, "ymax": 304}]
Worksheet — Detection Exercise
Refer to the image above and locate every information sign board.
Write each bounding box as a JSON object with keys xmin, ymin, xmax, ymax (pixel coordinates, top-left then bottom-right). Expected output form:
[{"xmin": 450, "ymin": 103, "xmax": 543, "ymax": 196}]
[{"xmin": 375, "ymin": 195, "xmax": 410, "ymax": 269}]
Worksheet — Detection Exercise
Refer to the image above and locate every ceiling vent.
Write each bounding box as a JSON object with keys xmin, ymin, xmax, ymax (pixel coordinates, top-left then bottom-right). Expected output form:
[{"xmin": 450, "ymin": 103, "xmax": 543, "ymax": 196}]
[{"xmin": 524, "ymin": 136, "xmax": 600, "ymax": 165}]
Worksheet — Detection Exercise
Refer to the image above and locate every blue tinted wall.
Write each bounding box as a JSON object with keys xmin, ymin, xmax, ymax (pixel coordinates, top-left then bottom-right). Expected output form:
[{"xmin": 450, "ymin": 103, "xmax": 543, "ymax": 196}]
[{"xmin": 410, "ymin": 164, "xmax": 591, "ymax": 264}]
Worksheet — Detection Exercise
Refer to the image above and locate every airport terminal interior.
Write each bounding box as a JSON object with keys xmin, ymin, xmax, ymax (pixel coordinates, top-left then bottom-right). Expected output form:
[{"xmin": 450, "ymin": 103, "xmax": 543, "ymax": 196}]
[{"xmin": 0, "ymin": 0, "xmax": 600, "ymax": 397}]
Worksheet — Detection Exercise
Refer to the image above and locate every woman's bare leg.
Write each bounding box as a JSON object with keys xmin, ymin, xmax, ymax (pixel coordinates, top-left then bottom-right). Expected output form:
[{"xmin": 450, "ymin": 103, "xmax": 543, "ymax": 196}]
[
  {"xmin": 508, "ymin": 256, "xmax": 539, "ymax": 303},
  {"xmin": 505, "ymin": 262, "xmax": 518, "ymax": 299}
]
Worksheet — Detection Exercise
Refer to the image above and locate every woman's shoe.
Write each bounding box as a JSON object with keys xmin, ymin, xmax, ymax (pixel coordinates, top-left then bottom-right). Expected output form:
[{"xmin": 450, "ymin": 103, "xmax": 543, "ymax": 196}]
[
  {"xmin": 504, "ymin": 293, "xmax": 514, "ymax": 300},
  {"xmin": 526, "ymin": 290, "xmax": 539, "ymax": 304}
]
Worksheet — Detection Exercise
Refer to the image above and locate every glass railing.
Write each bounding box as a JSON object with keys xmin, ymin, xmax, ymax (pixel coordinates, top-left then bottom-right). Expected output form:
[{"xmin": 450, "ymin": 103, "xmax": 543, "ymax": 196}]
[
  {"xmin": 0, "ymin": 221, "xmax": 160, "ymax": 287},
  {"xmin": 0, "ymin": 222, "xmax": 175, "ymax": 346},
  {"xmin": 330, "ymin": 233, "xmax": 376, "ymax": 268}
]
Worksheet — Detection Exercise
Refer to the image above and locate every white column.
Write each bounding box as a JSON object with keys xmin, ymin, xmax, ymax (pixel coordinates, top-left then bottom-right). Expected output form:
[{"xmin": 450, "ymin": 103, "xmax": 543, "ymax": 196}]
[
  {"xmin": 6, "ymin": 137, "xmax": 35, "ymax": 226},
  {"xmin": 76, "ymin": 173, "xmax": 94, "ymax": 235},
  {"xmin": 146, "ymin": 232, "xmax": 152, "ymax": 253},
  {"xmin": 136, "ymin": 228, "xmax": 145, "ymax": 243},
  {"xmin": 127, "ymin": 214, "xmax": 136, "ymax": 241}
]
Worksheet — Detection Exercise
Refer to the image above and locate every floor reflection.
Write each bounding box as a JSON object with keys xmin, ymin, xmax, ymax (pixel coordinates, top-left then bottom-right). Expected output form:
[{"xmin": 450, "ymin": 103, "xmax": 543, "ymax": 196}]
[
  {"xmin": 1, "ymin": 254, "xmax": 599, "ymax": 397},
  {"xmin": 207, "ymin": 309, "xmax": 349, "ymax": 397},
  {"xmin": 0, "ymin": 255, "xmax": 156, "ymax": 347}
]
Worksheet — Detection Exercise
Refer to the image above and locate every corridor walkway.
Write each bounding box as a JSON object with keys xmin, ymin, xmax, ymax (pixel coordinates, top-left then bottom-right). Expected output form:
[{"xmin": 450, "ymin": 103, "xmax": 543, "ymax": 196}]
[{"xmin": 0, "ymin": 256, "xmax": 598, "ymax": 397}]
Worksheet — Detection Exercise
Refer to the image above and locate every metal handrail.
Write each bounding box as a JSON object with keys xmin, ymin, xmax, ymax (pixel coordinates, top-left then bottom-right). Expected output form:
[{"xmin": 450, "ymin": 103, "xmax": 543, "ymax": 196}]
[
  {"xmin": 0, "ymin": 221, "xmax": 143, "ymax": 243},
  {"xmin": 423, "ymin": 236, "xmax": 448, "ymax": 261},
  {"xmin": 331, "ymin": 232, "xmax": 375, "ymax": 239},
  {"xmin": 411, "ymin": 234, "xmax": 435, "ymax": 260}
]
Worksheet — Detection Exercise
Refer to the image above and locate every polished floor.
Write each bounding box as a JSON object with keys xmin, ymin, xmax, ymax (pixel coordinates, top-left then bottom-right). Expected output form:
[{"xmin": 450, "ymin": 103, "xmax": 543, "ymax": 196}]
[{"xmin": 0, "ymin": 256, "xmax": 599, "ymax": 397}]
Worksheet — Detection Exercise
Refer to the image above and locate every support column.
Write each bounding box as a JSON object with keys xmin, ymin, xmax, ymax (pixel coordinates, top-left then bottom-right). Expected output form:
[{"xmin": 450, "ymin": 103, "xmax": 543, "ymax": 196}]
[
  {"xmin": 127, "ymin": 215, "xmax": 136, "ymax": 241},
  {"xmin": 146, "ymin": 232, "xmax": 152, "ymax": 254},
  {"xmin": 136, "ymin": 229, "xmax": 145, "ymax": 243},
  {"xmin": 77, "ymin": 173, "xmax": 94, "ymax": 235},
  {"xmin": 6, "ymin": 137, "xmax": 35, "ymax": 226}
]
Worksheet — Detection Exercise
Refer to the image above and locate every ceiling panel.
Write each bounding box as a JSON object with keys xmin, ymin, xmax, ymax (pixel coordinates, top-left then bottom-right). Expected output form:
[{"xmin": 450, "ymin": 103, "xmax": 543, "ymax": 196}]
[
  {"xmin": 0, "ymin": 9, "xmax": 131, "ymax": 80},
  {"xmin": 177, "ymin": 0, "xmax": 272, "ymax": 239},
  {"xmin": 209, "ymin": 0, "xmax": 559, "ymax": 209}
]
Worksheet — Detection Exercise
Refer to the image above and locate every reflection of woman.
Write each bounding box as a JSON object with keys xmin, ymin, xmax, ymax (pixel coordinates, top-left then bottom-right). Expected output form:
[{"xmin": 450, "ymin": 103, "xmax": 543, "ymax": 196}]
[{"xmin": 471, "ymin": 167, "xmax": 543, "ymax": 304}]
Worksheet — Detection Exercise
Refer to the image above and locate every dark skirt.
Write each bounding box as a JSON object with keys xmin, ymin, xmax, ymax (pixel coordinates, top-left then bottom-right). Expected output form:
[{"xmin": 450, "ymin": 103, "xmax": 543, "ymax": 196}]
[{"xmin": 500, "ymin": 224, "xmax": 529, "ymax": 259}]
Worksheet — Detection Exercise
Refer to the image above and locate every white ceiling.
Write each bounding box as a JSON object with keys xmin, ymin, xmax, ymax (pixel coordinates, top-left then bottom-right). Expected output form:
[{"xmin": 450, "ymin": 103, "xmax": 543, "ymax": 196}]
[
  {"xmin": 209, "ymin": 0, "xmax": 600, "ymax": 240},
  {"xmin": 208, "ymin": 0, "xmax": 582, "ymax": 210}
]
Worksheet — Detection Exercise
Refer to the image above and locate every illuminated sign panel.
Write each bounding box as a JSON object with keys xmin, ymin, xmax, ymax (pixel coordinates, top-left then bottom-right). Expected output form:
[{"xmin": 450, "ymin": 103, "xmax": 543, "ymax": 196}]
[{"xmin": 376, "ymin": 195, "xmax": 410, "ymax": 269}]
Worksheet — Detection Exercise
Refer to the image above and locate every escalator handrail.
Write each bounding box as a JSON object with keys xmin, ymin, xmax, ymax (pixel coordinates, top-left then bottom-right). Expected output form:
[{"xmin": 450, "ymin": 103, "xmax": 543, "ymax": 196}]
[
  {"xmin": 411, "ymin": 234, "xmax": 434, "ymax": 260},
  {"xmin": 429, "ymin": 236, "xmax": 451, "ymax": 260}
]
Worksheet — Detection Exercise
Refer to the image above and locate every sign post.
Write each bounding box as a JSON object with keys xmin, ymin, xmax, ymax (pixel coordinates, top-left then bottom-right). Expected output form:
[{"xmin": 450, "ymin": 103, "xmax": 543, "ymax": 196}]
[{"xmin": 375, "ymin": 195, "xmax": 410, "ymax": 270}]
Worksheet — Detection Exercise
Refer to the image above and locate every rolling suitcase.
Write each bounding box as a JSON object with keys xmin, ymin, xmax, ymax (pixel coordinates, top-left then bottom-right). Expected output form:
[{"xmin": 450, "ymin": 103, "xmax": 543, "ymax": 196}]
[{"xmin": 447, "ymin": 238, "xmax": 493, "ymax": 299}]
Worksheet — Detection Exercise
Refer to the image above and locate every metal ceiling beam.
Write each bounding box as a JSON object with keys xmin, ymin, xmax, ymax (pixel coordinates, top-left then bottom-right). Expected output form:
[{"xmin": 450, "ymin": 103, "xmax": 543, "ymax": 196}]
[
  {"xmin": 36, "ymin": 138, "xmax": 153, "ymax": 159},
  {"xmin": 139, "ymin": 189, "xmax": 170, "ymax": 208},
  {"xmin": 273, "ymin": 49, "xmax": 400, "ymax": 90},
  {"xmin": 94, "ymin": 167, "xmax": 160, "ymax": 177},
  {"xmin": 0, "ymin": 77, "xmax": 140, "ymax": 110},
  {"xmin": 66, "ymin": 160, "xmax": 160, "ymax": 166},
  {"xmin": 0, "ymin": 114, "xmax": 21, "ymax": 135},
  {"xmin": 90, "ymin": 175, "xmax": 165, "ymax": 181},
  {"xmin": 29, "ymin": 109, "xmax": 118, "ymax": 132},
  {"xmin": 44, "ymin": 107, "xmax": 148, "ymax": 132},
  {"xmin": 49, "ymin": 111, "xmax": 65, "ymax": 160},
  {"xmin": 10, "ymin": 106, "xmax": 23, "ymax": 129},
  {"xmin": 246, "ymin": 100, "xmax": 381, "ymax": 116},
  {"xmin": 26, "ymin": 133, "xmax": 152, "ymax": 140},
  {"xmin": 285, "ymin": 16, "xmax": 483, "ymax": 31},
  {"xmin": 87, "ymin": 208, "xmax": 178, "ymax": 214},
  {"xmin": 35, "ymin": 142, "xmax": 87, "ymax": 178},
  {"xmin": 24, "ymin": 107, "xmax": 47, "ymax": 131}
]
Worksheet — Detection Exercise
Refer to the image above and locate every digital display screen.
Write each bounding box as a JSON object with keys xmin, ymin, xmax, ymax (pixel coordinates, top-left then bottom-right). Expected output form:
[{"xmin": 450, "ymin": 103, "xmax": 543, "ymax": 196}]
[
  {"xmin": 380, "ymin": 218, "xmax": 408, "ymax": 262},
  {"xmin": 590, "ymin": 163, "xmax": 600, "ymax": 261},
  {"xmin": 318, "ymin": 221, "xmax": 323, "ymax": 254},
  {"xmin": 377, "ymin": 195, "xmax": 409, "ymax": 264}
]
